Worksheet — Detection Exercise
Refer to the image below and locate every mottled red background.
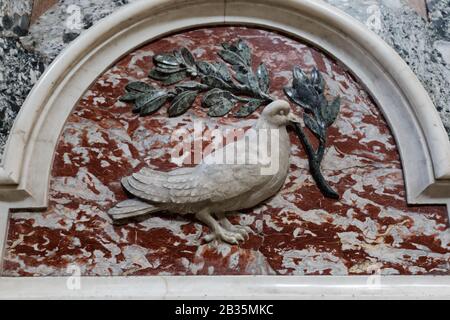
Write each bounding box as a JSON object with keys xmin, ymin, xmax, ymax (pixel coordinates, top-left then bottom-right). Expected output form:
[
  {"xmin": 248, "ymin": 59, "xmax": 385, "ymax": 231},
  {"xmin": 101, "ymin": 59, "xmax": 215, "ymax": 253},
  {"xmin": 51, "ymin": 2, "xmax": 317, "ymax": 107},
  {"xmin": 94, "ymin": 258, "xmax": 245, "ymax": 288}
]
[{"xmin": 2, "ymin": 27, "xmax": 449, "ymax": 276}]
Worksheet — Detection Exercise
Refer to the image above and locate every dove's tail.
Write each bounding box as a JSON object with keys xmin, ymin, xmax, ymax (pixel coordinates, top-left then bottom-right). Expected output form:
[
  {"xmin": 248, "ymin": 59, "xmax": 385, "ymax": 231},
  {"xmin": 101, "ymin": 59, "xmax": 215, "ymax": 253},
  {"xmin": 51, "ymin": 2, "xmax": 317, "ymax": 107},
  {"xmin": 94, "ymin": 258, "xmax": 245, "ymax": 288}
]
[{"xmin": 108, "ymin": 199, "xmax": 161, "ymax": 221}]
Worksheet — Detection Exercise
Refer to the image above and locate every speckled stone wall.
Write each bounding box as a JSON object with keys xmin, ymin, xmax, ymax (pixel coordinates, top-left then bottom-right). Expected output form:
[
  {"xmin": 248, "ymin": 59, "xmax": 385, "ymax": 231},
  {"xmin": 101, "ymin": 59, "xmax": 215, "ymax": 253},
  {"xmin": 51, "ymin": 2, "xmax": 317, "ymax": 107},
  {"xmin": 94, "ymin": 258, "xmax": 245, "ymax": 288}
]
[
  {"xmin": 0, "ymin": 0, "xmax": 32, "ymax": 36},
  {"xmin": 0, "ymin": 0, "xmax": 138, "ymax": 158},
  {"xmin": 0, "ymin": 0, "xmax": 449, "ymax": 162},
  {"xmin": 0, "ymin": 0, "xmax": 45, "ymax": 159},
  {"xmin": 2, "ymin": 27, "xmax": 448, "ymax": 276}
]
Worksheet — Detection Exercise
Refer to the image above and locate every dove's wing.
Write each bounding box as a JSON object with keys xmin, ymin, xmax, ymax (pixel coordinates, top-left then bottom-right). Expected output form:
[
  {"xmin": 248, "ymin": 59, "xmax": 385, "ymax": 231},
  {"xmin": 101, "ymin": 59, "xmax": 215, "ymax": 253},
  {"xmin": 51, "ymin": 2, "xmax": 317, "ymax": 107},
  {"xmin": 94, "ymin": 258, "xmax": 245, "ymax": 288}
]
[{"xmin": 122, "ymin": 164, "xmax": 272, "ymax": 204}]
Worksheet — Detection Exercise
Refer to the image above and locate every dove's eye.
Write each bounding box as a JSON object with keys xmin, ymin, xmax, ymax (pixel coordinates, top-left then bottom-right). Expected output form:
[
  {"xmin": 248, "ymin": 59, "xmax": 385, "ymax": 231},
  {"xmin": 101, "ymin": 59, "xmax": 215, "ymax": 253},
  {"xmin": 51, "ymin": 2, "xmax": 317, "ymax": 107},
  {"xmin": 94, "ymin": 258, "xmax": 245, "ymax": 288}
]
[{"xmin": 278, "ymin": 110, "xmax": 285, "ymax": 116}]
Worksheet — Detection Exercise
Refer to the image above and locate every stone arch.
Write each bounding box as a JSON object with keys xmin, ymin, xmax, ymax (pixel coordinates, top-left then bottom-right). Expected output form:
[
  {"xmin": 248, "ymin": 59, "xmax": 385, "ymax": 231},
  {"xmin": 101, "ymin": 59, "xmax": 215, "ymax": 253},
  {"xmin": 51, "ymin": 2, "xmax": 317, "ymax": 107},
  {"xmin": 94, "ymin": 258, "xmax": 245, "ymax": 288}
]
[{"xmin": 0, "ymin": 0, "xmax": 449, "ymax": 298}]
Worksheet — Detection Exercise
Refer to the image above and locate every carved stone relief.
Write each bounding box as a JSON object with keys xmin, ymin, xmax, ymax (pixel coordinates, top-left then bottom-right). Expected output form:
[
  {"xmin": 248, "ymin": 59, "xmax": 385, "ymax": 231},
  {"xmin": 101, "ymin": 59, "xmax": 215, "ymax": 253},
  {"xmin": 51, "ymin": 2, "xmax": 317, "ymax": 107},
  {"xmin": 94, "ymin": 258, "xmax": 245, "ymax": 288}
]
[
  {"xmin": 107, "ymin": 37, "xmax": 342, "ymax": 244},
  {"xmin": 2, "ymin": 27, "xmax": 448, "ymax": 277}
]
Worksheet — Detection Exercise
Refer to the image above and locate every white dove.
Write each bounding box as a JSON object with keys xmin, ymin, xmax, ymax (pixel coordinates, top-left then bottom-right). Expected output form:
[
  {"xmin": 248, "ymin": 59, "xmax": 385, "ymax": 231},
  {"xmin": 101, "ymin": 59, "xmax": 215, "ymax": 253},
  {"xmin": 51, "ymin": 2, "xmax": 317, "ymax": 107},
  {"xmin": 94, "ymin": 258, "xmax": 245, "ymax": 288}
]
[{"xmin": 108, "ymin": 100, "xmax": 300, "ymax": 244}]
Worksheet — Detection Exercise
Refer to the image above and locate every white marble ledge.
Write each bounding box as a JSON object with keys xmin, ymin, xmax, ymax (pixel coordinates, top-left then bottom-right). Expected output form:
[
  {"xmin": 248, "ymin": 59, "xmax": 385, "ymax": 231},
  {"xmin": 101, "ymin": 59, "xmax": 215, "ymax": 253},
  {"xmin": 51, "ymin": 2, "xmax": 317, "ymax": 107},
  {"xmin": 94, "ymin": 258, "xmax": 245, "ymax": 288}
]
[{"xmin": 0, "ymin": 276, "xmax": 449, "ymax": 299}]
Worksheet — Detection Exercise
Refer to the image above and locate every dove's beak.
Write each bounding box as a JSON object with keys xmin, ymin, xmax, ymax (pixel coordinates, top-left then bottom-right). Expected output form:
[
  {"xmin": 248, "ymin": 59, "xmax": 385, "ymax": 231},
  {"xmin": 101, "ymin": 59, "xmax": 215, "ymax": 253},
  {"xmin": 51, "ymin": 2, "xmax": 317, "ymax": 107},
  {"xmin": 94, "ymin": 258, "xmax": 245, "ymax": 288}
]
[{"xmin": 287, "ymin": 113, "xmax": 302, "ymax": 124}]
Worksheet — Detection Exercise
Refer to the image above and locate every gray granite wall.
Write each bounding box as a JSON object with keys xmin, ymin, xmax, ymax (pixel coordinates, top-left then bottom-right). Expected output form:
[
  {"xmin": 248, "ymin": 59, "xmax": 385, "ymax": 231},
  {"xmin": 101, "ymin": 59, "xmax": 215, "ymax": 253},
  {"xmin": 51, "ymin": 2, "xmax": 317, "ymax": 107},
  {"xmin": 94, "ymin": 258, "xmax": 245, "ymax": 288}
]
[
  {"xmin": 0, "ymin": 0, "xmax": 449, "ymax": 160},
  {"xmin": 380, "ymin": 0, "xmax": 450, "ymax": 131}
]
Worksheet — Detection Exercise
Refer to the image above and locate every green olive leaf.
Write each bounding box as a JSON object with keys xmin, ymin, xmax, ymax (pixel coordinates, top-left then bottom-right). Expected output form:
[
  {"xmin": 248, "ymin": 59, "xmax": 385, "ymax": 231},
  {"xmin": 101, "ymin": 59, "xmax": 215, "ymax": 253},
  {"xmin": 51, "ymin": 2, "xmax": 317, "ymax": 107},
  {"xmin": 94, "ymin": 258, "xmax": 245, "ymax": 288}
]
[
  {"xmin": 153, "ymin": 53, "xmax": 180, "ymax": 67},
  {"xmin": 294, "ymin": 83, "xmax": 318, "ymax": 109},
  {"xmin": 148, "ymin": 69, "xmax": 169, "ymax": 81},
  {"xmin": 207, "ymin": 98, "xmax": 235, "ymax": 117},
  {"xmin": 304, "ymin": 113, "xmax": 323, "ymax": 138},
  {"xmin": 168, "ymin": 90, "xmax": 198, "ymax": 117},
  {"xmin": 180, "ymin": 47, "xmax": 196, "ymax": 68},
  {"xmin": 162, "ymin": 70, "xmax": 189, "ymax": 85},
  {"xmin": 212, "ymin": 62, "xmax": 232, "ymax": 83},
  {"xmin": 293, "ymin": 66, "xmax": 309, "ymax": 85},
  {"xmin": 311, "ymin": 67, "xmax": 325, "ymax": 94},
  {"xmin": 202, "ymin": 89, "xmax": 237, "ymax": 116},
  {"xmin": 155, "ymin": 66, "xmax": 183, "ymax": 74},
  {"xmin": 221, "ymin": 42, "xmax": 232, "ymax": 51},
  {"xmin": 120, "ymin": 92, "xmax": 143, "ymax": 102},
  {"xmin": 135, "ymin": 91, "xmax": 166, "ymax": 109},
  {"xmin": 139, "ymin": 92, "xmax": 169, "ymax": 116},
  {"xmin": 235, "ymin": 99, "xmax": 262, "ymax": 117},
  {"xmin": 176, "ymin": 81, "xmax": 208, "ymax": 91},
  {"xmin": 247, "ymin": 71, "xmax": 261, "ymax": 94},
  {"xmin": 218, "ymin": 49, "xmax": 247, "ymax": 68},
  {"xmin": 292, "ymin": 67, "xmax": 319, "ymax": 108},
  {"xmin": 202, "ymin": 89, "xmax": 236, "ymax": 108},
  {"xmin": 233, "ymin": 67, "xmax": 249, "ymax": 86},
  {"xmin": 126, "ymin": 81, "xmax": 154, "ymax": 93},
  {"xmin": 236, "ymin": 40, "xmax": 252, "ymax": 66},
  {"xmin": 256, "ymin": 63, "xmax": 270, "ymax": 93},
  {"xmin": 196, "ymin": 61, "xmax": 216, "ymax": 76},
  {"xmin": 201, "ymin": 75, "xmax": 231, "ymax": 90},
  {"xmin": 321, "ymin": 96, "xmax": 341, "ymax": 126},
  {"xmin": 284, "ymin": 86, "xmax": 311, "ymax": 111}
]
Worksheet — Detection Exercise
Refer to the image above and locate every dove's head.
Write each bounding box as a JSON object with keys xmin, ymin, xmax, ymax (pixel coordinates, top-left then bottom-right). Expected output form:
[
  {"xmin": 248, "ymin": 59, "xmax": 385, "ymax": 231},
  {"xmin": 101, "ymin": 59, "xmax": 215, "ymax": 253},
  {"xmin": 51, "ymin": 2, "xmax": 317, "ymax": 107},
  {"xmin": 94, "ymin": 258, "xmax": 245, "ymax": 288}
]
[{"xmin": 260, "ymin": 100, "xmax": 301, "ymax": 127}]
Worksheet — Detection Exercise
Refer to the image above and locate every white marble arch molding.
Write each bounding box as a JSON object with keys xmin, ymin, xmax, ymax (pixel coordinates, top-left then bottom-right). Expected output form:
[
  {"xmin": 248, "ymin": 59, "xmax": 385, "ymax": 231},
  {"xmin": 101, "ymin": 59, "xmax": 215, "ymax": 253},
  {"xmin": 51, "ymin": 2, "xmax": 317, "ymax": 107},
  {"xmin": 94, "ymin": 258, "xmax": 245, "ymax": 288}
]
[{"xmin": 0, "ymin": 0, "xmax": 449, "ymax": 299}]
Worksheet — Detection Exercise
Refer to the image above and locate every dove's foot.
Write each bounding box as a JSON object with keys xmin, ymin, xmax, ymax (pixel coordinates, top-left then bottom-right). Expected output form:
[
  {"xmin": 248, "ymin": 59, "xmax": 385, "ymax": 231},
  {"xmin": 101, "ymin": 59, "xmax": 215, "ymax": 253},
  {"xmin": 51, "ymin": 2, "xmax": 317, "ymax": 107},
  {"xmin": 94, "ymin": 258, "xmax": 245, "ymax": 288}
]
[
  {"xmin": 217, "ymin": 212, "xmax": 253, "ymax": 240},
  {"xmin": 195, "ymin": 209, "xmax": 246, "ymax": 245},
  {"xmin": 203, "ymin": 228, "xmax": 245, "ymax": 244}
]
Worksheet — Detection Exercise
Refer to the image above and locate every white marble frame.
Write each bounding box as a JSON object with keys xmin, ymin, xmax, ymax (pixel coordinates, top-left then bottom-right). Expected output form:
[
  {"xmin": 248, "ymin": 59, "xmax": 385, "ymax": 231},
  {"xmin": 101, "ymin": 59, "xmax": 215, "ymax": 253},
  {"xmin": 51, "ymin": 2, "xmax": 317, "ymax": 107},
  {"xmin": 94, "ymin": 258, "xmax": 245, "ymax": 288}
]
[{"xmin": 0, "ymin": 0, "xmax": 449, "ymax": 299}]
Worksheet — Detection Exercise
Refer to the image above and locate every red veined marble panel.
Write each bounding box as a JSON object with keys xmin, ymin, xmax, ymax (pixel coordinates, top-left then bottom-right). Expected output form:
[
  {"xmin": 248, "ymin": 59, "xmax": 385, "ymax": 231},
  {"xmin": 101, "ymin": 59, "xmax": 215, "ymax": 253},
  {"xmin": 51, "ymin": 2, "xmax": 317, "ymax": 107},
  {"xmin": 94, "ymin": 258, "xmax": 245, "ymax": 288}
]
[{"xmin": 2, "ymin": 26, "xmax": 449, "ymax": 276}]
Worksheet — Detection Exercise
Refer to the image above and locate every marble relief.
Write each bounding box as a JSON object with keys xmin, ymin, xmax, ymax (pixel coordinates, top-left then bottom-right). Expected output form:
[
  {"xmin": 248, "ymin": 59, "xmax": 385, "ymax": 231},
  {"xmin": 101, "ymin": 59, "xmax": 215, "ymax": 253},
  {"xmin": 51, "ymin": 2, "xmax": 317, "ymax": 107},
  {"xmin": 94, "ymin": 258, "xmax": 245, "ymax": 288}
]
[{"xmin": 2, "ymin": 27, "xmax": 449, "ymax": 276}]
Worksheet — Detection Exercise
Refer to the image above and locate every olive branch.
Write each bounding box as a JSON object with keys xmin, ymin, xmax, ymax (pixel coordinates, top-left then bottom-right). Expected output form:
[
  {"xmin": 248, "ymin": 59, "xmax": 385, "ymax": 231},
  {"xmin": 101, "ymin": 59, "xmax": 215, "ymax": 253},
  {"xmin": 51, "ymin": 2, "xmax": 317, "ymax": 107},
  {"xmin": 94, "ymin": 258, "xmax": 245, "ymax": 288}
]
[
  {"xmin": 119, "ymin": 39, "xmax": 341, "ymax": 199},
  {"xmin": 284, "ymin": 67, "xmax": 341, "ymax": 199},
  {"xmin": 121, "ymin": 40, "xmax": 272, "ymax": 118}
]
